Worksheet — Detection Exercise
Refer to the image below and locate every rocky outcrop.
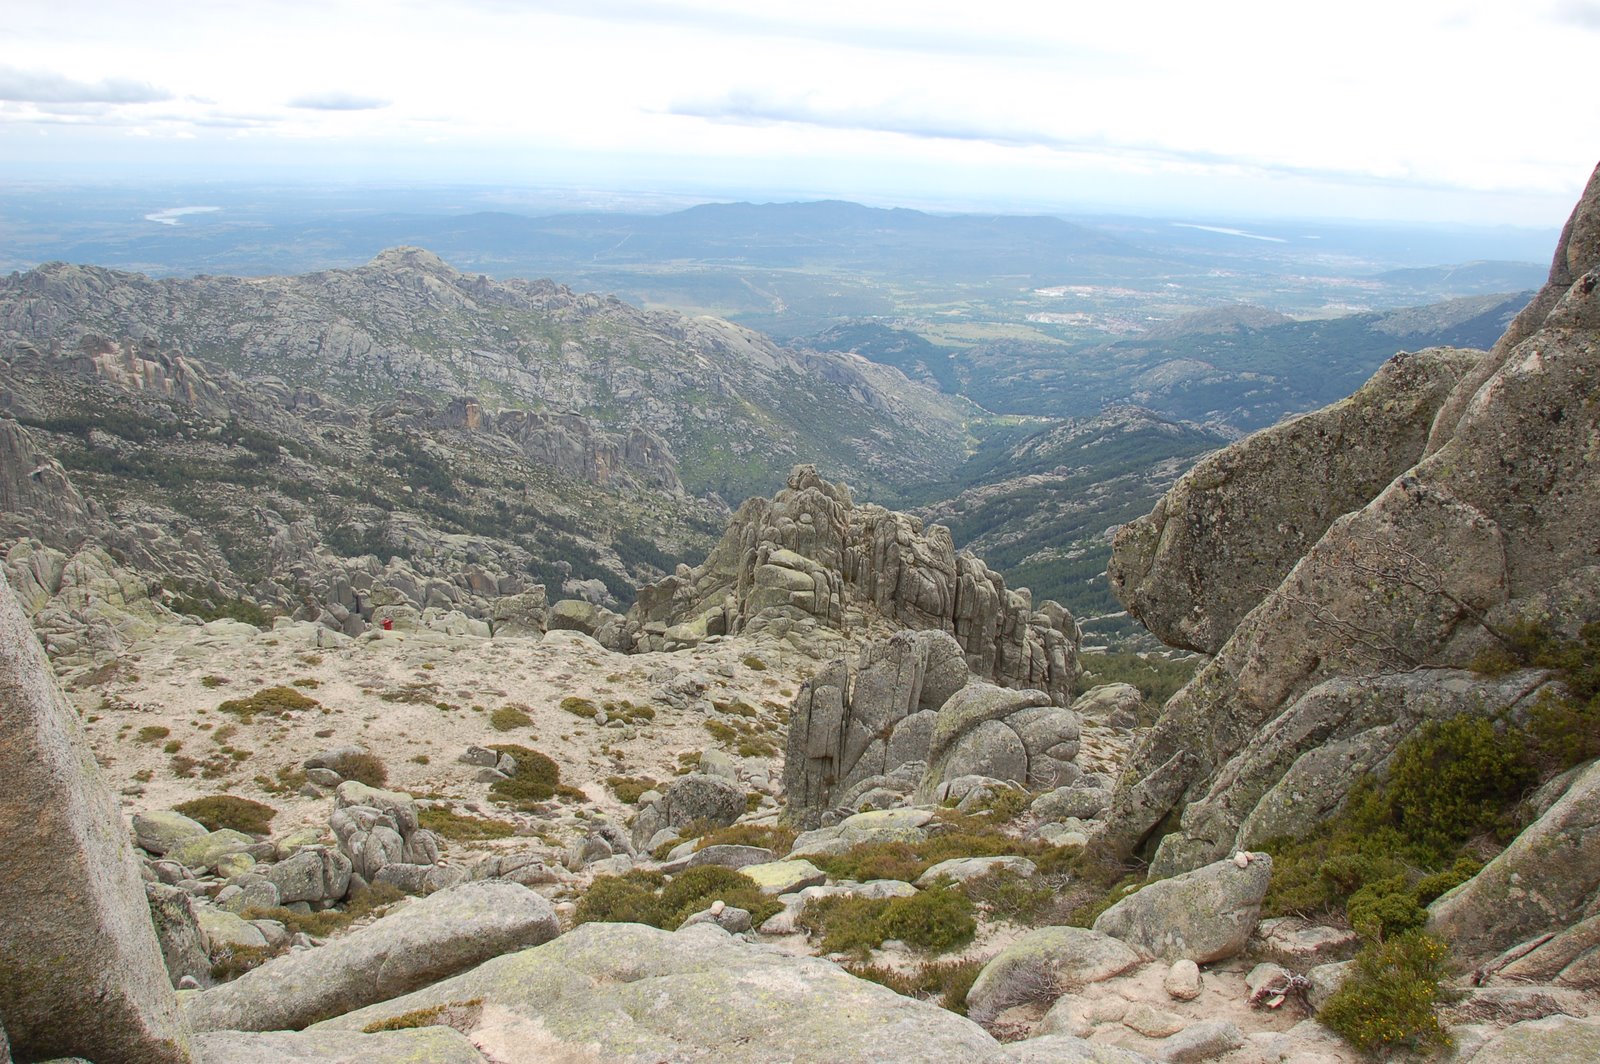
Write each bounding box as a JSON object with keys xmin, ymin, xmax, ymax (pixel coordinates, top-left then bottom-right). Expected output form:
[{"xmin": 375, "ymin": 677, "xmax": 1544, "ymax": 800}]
[
  {"xmin": 1107, "ymin": 346, "xmax": 1480, "ymax": 654},
  {"xmin": 965, "ymin": 927, "xmax": 1141, "ymax": 1022},
  {"xmin": 0, "ymin": 587, "xmax": 194, "ymax": 1062},
  {"xmin": 630, "ymin": 465, "xmax": 1080, "ymax": 696},
  {"xmin": 1095, "ymin": 163, "xmax": 1600, "ymax": 872},
  {"xmin": 783, "ymin": 630, "xmax": 1081, "ymax": 827},
  {"xmin": 0, "ymin": 417, "xmax": 94, "ymax": 549},
  {"xmin": 183, "ymin": 880, "xmax": 560, "ymax": 1032}
]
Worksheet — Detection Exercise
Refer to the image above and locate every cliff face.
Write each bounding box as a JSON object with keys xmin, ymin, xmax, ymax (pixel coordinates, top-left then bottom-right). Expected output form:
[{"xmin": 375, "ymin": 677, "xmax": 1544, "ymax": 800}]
[
  {"xmin": 1095, "ymin": 162, "xmax": 1600, "ymax": 876},
  {"xmin": 627, "ymin": 465, "xmax": 1081, "ymax": 705}
]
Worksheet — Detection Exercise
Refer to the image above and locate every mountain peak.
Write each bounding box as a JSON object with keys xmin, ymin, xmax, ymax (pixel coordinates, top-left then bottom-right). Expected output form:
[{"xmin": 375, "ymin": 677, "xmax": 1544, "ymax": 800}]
[{"xmin": 365, "ymin": 246, "xmax": 457, "ymax": 275}]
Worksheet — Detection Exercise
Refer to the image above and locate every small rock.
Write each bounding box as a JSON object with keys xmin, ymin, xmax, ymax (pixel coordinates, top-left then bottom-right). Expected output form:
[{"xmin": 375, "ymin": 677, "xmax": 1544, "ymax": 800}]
[
  {"xmin": 1163, "ymin": 958, "xmax": 1202, "ymax": 1001},
  {"xmin": 1153, "ymin": 1019, "xmax": 1245, "ymax": 1062},
  {"xmin": 1125, "ymin": 1003, "xmax": 1187, "ymax": 1039}
]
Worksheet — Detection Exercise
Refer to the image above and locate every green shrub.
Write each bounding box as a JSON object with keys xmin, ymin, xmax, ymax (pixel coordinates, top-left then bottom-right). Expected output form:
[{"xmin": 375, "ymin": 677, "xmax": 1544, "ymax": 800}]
[
  {"xmin": 803, "ymin": 887, "xmax": 975, "ymax": 956},
  {"xmin": 217, "ymin": 686, "xmax": 319, "ymax": 724},
  {"xmin": 136, "ymin": 725, "xmax": 171, "ymax": 743},
  {"xmin": 1319, "ymin": 932, "xmax": 1453, "ymax": 1054},
  {"xmin": 173, "ymin": 795, "xmax": 276, "ymax": 835},
  {"xmin": 742, "ymin": 655, "xmax": 768, "ymax": 671},
  {"xmin": 573, "ymin": 870, "xmax": 666, "ymax": 926},
  {"xmin": 418, "ymin": 806, "xmax": 518, "ymax": 840},
  {"xmin": 242, "ymin": 882, "xmax": 404, "ymax": 938},
  {"xmin": 962, "ymin": 869, "xmax": 1057, "ymax": 924},
  {"xmin": 878, "ymin": 886, "xmax": 976, "ymax": 953},
  {"xmin": 1349, "ymin": 716, "xmax": 1532, "ymax": 864},
  {"xmin": 656, "ymin": 865, "xmax": 782, "ymax": 929},
  {"xmin": 490, "ymin": 705, "xmax": 533, "ymax": 732},
  {"xmin": 487, "ymin": 744, "xmax": 563, "ymax": 808},
  {"xmin": 210, "ymin": 942, "xmax": 273, "ymax": 981},
  {"xmin": 1346, "ymin": 876, "xmax": 1427, "ymax": 941},
  {"xmin": 574, "ymin": 867, "xmax": 780, "ymax": 930},
  {"xmin": 326, "ymin": 750, "xmax": 388, "ymax": 788}
]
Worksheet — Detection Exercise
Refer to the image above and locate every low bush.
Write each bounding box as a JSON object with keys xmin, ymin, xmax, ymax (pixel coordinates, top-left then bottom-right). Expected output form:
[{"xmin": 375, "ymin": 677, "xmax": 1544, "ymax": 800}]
[
  {"xmin": 574, "ymin": 867, "xmax": 779, "ymax": 930},
  {"xmin": 173, "ymin": 795, "xmax": 276, "ymax": 835},
  {"xmin": 1319, "ymin": 932, "xmax": 1453, "ymax": 1054},
  {"xmin": 606, "ymin": 776, "xmax": 658, "ymax": 804},
  {"xmin": 802, "ymin": 887, "xmax": 975, "ymax": 956},
  {"xmin": 693, "ymin": 822, "xmax": 797, "ymax": 855},
  {"xmin": 136, "ymin": 725, "xmax": 171, "ymax": 743},
  {"xmin": 846, "ymin": 957, "xmax": 984, "ymax": 1015},
  {"xmin": 326, "ymin": 750, "xmax": 388, "ymax": 788},
  {"xmin": 242, "ymin": 882, "xmax": 404, "ymax": 938},
  {"xmin": 486, "ymin": 744, "xmax": 565, "ymax": 808}
]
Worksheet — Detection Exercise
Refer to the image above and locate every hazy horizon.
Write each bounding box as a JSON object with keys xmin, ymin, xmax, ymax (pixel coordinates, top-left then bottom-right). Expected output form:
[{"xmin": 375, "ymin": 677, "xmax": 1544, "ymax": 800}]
[{"xmin": 4, "ymin": 1, "xmax": 1598, "ymax": 231}]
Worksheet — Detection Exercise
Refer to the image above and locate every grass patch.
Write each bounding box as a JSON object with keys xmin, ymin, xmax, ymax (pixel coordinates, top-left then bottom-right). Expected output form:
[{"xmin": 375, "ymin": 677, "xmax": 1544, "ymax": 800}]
[
  {"xmin": 703, "ymin": 715, "xmax": 778, "ymax": 758},
  {"xmin": 173, "ymin": 795, "xmax": 276, "ymax": 835},
  {"xmin": 490, "ymin": 704, "xmax": 534, "ymax": 732},
  {"xmin": 217, "ymin": 686, "xmax": 319, "ymax": 724},
  {"xmin": 136, "ymin": 725, "xmax": 171, "ymax": 743},
  {"xmin": 361, "ymin": 998, "xmax": 483, "ymax": 1034},
  {"xmin": 418, "ymin": 805, "xmax": 518, "ymax": 841},
  {"xmin": 559, "ymin": 696, "xmax": 599, "ymax": 719},
  {"xmin": 242, "ymin": 882, "xmax": 405, "ymax": 938},
  {"xmin": 606, "ymin": 775, "xmax": 658, "ymax": 804}
]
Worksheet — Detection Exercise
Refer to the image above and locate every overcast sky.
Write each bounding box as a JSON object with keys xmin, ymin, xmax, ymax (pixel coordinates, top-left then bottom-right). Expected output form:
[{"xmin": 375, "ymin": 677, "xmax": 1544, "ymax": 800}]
[{"xmin": 2, "ymin": 0, "xmax": 1596, "ymax": 225}]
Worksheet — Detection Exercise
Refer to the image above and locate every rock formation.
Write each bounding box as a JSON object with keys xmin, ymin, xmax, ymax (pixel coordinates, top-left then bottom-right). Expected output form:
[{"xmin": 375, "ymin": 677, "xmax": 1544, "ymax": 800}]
[
  {"xmin": 0, "ymin": 586, "xmax": 194, "ymax": 1062},
  {"xmin": 1108, "ymin": 346, "xmax": 1480, "ymax": 654},
  {"xmin": 1093, "ymin": 162, "xmax": 1600, "ymax": 887},
  {"xmin": 628, "ymin": 465, "xmax": 1080, "ymax": 699},
  {"xmin": 783, "ymin": 629, "xmax": 1081, "ymax": 827}
]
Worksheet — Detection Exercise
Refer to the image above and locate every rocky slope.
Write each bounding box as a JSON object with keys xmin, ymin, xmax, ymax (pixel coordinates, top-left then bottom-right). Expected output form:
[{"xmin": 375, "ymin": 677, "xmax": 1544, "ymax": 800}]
[
  {"xmin": 1093, "ymin": 161, "xmax": 1600, "ymax": 895},
  {"xmin": 0, "ymin": 247, "xmax": 972, "ymax": 502}
]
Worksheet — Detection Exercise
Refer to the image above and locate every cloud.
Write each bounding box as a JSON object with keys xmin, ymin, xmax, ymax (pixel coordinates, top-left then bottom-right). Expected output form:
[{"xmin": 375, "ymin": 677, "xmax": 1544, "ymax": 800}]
[
  {"xmin": 1552, "ymin": 0, "xmax": 1600, "ymax": 28},
  {"xmin": 287, "ymin": 91, "xmax": 391, "ymax": 111},
  {"xmin": 667, "ymin": 90, "xmax": 1493, "ymax": 194},
  {"xmin": 0, "ymin": 65, "xmax": 170, "ymax": 104}
]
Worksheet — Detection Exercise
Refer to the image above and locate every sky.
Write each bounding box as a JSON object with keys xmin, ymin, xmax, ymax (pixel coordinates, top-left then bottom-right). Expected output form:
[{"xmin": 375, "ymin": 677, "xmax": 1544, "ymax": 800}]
[{"xmin": 2, "ymin": 0, "xmax": 1597, "ymax": 226}]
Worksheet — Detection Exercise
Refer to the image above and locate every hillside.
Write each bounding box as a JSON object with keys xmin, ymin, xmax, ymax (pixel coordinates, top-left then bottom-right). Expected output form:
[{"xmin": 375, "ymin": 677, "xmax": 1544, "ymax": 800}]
[{"xmin": 1, "ymin": 248, "xmax": 971, "ymax": 504}]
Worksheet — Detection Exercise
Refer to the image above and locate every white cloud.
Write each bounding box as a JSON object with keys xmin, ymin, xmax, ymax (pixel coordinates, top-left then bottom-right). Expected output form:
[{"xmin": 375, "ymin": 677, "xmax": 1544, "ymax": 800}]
[
  {"xmin": 0, "ymin": 64, "xmax": 169, "ymax": 104},
  {"xmin": 287, "ymin": 91, "xmax": 391, "ymax": 111}
]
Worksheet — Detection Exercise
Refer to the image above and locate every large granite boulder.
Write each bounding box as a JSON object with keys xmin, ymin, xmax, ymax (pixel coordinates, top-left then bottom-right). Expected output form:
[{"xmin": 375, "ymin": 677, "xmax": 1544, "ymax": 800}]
[
  {"xmin": 183, "ymin": 880, "xmax": 560, "ymax": 1032},
  {"xmin": 318, "ymin": 920, "xmax": 1047, "ymax": 1062},
  {"xmin": 1094, "ymin": 163, "xmax": 1600, "ymax": 872},
  {"xmin": 0, "ymin": 587, "xmax": 194, "ymax": 1062},
  {"xmin": 965, "ymin": 926, "xmax": 1141, "ymax": 1022},
  {"xmin": 661, "ymin": 771, "xmax": 746, "ymax": 830},
  {"xmin": 627, "ymin": 465, "xmax": 1079, "ymax": 702},
  {"xmin": 1093, "ymin": 854, "xmax": 1272, "ymax": 963},
  {"xmin": 194, "ymin": 1027, "xmax": 486, "ymax": 1064}
]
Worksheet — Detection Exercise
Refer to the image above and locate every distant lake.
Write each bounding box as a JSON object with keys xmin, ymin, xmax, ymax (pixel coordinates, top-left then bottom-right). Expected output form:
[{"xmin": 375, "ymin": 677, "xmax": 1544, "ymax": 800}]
[{"xmin": 144, "ymin": 206, "xmax": 222, "ymax": 226}]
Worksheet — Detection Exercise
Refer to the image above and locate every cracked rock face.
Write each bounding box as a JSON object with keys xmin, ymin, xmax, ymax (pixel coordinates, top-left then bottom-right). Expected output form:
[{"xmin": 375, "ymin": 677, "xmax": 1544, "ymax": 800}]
[
  {"xmin": 783, "ymin": 629, "xmax": 1081, "ymax": 828},
  {"xmin": 1095, "ymin": 162, "xmax": 1600, "ymax": 874},
  {"xmin": 629, "ymin": 465, "xmax": 1080, "ymax": 703}
]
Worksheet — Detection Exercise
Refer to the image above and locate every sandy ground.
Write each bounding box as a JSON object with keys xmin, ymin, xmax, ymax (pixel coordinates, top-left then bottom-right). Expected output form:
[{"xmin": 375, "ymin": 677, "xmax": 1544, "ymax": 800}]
[{"xmin": 71, "ymin": 617, "xmax": 814, "ymax": 847}]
